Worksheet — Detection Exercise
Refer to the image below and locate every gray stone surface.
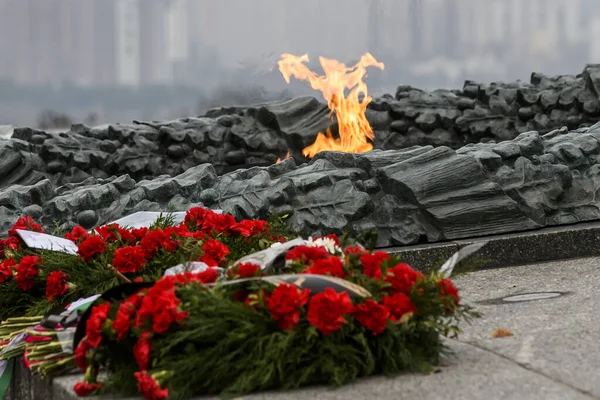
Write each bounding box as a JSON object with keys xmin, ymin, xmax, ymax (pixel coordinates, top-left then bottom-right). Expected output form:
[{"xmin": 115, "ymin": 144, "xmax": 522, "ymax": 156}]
[
  {"xmin": 213, "ymin": 64, "xmax": 600, "ymax": 159},
  {"xmin": 8, "ymin": 124, "xmax": 600, "ymax": 247},
  {"xmin": 0, "ymin": 111, "xmax": 288, "ymax": 190},
  {"xmin": 5, "ymin": 123, "xmax": 600, "ymax": 246},
  {"xmin": 41, "ymin": 256, "xmax": 600, "ymax": 400},
  {"xmin": 47, "ymin": 340, "xmax": 594, "ymax": 400},
  {"xmin": 388, "ymin": 242, "xmax": 460, "ymax": 271},
  {"xmin": 392, "ymin": 217, "xmax": 600, "ymax": 270},
  {"xmin": 385, "ymin": 219, "xmax": 600, "ymax": 271},
  {"xmin": 3, "ymin": 64, "xmax": 600, "ymax": 192},
  {"xmin": 5, "ymin": 66, "xmax": 600, "ymax": 245},
  {"xmin": 450, "ymin": 220, "xmax": 600, "ymax": 269},
  {"xmin": 7, "ymin": 65, "xmax": 600, "ymax": 400},
  {"xmin": 453, "ymin": 257, "xmax": 600, "ymax": 398}
]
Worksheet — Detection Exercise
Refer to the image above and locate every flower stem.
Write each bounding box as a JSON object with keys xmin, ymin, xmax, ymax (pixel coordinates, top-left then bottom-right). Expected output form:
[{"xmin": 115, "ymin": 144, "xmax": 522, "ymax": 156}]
[
  {"xmin": 31, "ymin": 356, "xmax": 76, "ymax": 378},
  {"xmin": 27, "ymin": 341, "xmax": 65, "ymax": 353},
  {"xmin": 0, "ymin": 322, "xmax": 39, "ymax": 331},
  {"xmin": 27, "ymin": 352, "xmax": 69, "ymax": 362},
  {"xmin": 25, "ymin": 330, "xmax": 58, "ymax": 338},
  {"xmin": 1, "ymin": 317, "xmax": 43, "ymax": 324},
  {"xmin": 107, "ymin": 264, "xmax": 131, "ymax": 284}
]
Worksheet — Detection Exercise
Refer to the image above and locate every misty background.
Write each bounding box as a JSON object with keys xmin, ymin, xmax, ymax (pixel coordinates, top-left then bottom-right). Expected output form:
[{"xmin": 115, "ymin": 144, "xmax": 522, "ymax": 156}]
[{"xmin": 0, "ymin": 0, "xmax": 599, "ymax": 129}]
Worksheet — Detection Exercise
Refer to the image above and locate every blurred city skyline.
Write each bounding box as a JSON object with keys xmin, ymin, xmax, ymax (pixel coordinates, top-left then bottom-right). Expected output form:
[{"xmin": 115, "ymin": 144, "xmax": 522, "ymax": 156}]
[{"xmin": 0, "ymin": 0, "xmax": 599, "ymax": 126}]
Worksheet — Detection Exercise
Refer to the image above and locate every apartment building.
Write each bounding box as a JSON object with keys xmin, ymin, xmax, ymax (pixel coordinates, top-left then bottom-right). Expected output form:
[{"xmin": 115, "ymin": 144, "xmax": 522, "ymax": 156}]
[
  {"xmin": 0, "ymin": 0, "xmax": 189, "ymax": 86},
  {"xmin": 0, "ymin": 0, "xmax": 593, "ymax": 87}
]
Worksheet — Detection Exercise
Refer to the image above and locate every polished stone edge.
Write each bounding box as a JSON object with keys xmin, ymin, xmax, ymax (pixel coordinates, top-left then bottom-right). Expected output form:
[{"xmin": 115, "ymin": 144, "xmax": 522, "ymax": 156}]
[
  {"xmin": 386, "ymin": 220, "xmax": 600, "ymax": 271},
  {"xmin": 3, "ymin": 360, "xmax": 51, "ymax": 400}
]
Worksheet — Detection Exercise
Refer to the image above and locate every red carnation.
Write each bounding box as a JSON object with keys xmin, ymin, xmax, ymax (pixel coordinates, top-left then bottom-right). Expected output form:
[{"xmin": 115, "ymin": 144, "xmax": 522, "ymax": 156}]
[
  {"xmin": 0, "ymin": 237, "xmax": 20, "ymax": 259},
  {"xmin": 0, "ymin": 258, "xmax": 15, "ymax": 284},
  {"xmin": 169, "ymin": 224, "xmax": 192, "ymax": 239},
  {"xmin": 381, "ymin": 292, "xmax": 417, "ymax": 322},
  {"xmin": 85, "ymin": 302, "xmax": 111, "ymax": 347},
  {"xmin": 134, "ymin": 371, "xmax": 168, "ymax": 400},
  {"xmin": 134, "ymin": 332, "xmax": 152, "ymax": 370},
  {"xmin": 304, "ymin": 255, "xmax": 345, "ymax": 278},
  {"xmin": 200, "ymin": 239, "xmax": 230, "ymax": 267},
  {"xmin": 74, "ymin": 337, "xmax": 93, "ymax": 371},
  {"xmin": 269, "ymin": 234, "xmax": 288, "ymax": 243},
  {"xmin": 352, "ymin": 299, "xmax": 389, "ymax": 335},
  {"xmin": 139, "ymin": 228, "xmax": 178, "ymax": 258},
  {"xmin": 95, "ymin": 224, "xmax": 135, "ymax": 244},
  {"xmin": 73, "ymin": 382, "xmax": 102, "ymax": 397},
  {"xmin": 152, "ymin": 307, "xmax": 188, "ymax": 334},
  {"xmin": 344, "ymin": 246, "xmax": 366, "ymax": 256},
  {"xmin": 94, "ymin": 224, "xmax": 121, "ymax": 243},
  {"xmin": 188, "ymin": 267, "xmax": 220, "ymax": 284},
  {"xmin": 64, "ymin": 226, "xmax": 89, "ymax": 243},
  {"xmin": 118, "ymin": 227, "xmax": 136, "ymax": 245},
  {"xmin": 251, "ymin": 219, "xmax": 269, "ymax": 235},
  {"xmin": 307, "ymin": 288, "xmax": 353, "ymax": 335},
  {"xmin": 385, "ymin": 263, "xmax": 423, "ymax": 293},
  {"xmin": 267, "ymin": 283, "xmax": 311, "ymax": 330},
  {"xmin": 439, "ymin": 278, "xmax": 460, "ymax": 306},
  {"xmin": 184, "ymin": 207, "xmax": 210, "ymax": 228},
  {"xmin": 360, "ymin": 251, "xmax": 389, "ymax": 279},
  {"xmin": 131, "ymin": 227, "xmax": 149, "ymax": 242},
  {"xmin": 285, "ymin": 245, "xmax": 329, "ymax": 263},
  {"xmin": 323, "ymin": 234, "xmax": 340, "ymax": 245},
  {"xmin": 191, "ymin": 231, "xmax": 205, "ymax": 241},
  {"xmin": 186, "ymin": 209, "xmax": 238, "ymax": 235},
  {"xmin": 231, "ymin": 219, "xmax": 269, "ymax": 237},
  {"xmin": 203, "ymin": 212, "xmax": 237, "ymax": 234},
  {"xmin": 8, "ymin": 216, "xmax": 44, "ymax": 238},
  {"xmin": 230, "ymin": 219, "xmax": 254, "ymax": 237},
  {"xmin": 77, "ymin": 235, "xmax": 107, "ymax": 262},
  {"xmin": 134, "ymin": 277, "xmax": 188, "ymax": 334},
  {"xmin": 227, "ymin": 262, "xmax": 262, "ymax": 279},
  {"xmin": 112, "ymin": 294, "xmax": 143, "ymax": 341},
  {"xmin": 112, "ymin": 246, "xmax": 147, "ymax": 274},
  {"xmin": 15, "ymin": 255, "xmax": 42, "ymax": 291},
  {"xmin": 45, "ymin": 271, "xmax": 70, "ymax": 301}
]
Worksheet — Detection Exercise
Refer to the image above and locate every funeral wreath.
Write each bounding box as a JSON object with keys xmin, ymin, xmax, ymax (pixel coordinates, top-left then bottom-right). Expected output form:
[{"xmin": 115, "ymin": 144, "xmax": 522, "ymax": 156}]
[{"xmin": 0, "ymin": 208, "xmax": 479, "ymax": 400}]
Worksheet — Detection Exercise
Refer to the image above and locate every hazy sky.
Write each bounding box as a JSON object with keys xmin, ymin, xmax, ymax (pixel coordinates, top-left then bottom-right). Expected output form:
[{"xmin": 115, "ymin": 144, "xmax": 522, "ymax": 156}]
[
  {"xmin": 1, "ymin": 0, "xmax": 600, "ymax": 126},
  {"xmin": 1, "ymin": 0, "xmax": 597, "ymax": 87}
]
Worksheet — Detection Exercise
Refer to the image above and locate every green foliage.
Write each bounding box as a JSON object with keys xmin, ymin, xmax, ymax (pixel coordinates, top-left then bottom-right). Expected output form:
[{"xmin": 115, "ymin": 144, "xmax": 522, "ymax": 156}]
[
  {"xmin": 148, "ymin": 212, "xmax": 176, "ymax": 230},
  {"xmin": 101, "ymin": 284, "xmax": 448, "ymax": 399},
  {"xmin": 0, "ymin": 248, "xmax": 118, "ymax": 319},
  {"xmin": 0, "ymin": 212, "xmax": 289, "ymax": 321},
  {"xmin": 0, "ymin": 279, "xmax": 41, "ymax": 320},
  {"xmin": 224, "ymin": 213, "xmax": 298, "ymax": 262},
  {"xmin": 1, "ymin": 210, "xmax": 482, "ymax": 399},
  {"xmin": 50, "ymin": 221, "xmax": 65, "ymax": 237},
  {"xmin": 90, "ymin": 244, "xmax": 480, "ymax": 399},
  {"xmin": 266, "ymin": 213, "xmax": 295, "ymax": 238},
  {"xmin": 353, "ymin": 229, "xmax": 379, "ymax": 252}
]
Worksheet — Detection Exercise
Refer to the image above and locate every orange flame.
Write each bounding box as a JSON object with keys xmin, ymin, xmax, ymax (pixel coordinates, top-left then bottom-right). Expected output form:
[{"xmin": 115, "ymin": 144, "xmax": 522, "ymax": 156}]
[
  {"xmin": 278, "ymin": 53, "xmax": 384, "ymax": 158},
  {"xmin": 276, "ymin": 152, "xmax": 291, "ymax": 163}
]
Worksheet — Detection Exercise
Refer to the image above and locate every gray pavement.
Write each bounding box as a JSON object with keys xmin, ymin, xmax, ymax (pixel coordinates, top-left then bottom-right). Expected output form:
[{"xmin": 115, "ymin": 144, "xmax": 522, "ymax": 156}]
[{"xmin": 53, "ymin": 256, "xmax": 600, "ymax": 400}]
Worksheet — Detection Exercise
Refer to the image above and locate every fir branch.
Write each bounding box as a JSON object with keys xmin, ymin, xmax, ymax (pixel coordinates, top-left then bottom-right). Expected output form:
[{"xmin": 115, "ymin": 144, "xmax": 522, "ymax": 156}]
[
  {"xmin": 103, "ymin": 285, "xmax": 448, "ymax": 399},
  {"xmin": 50, "ymin": 221, "xmax": 65, "ymax": 237},
  {"xmin": 149, "ymin": 212, "xmax": 176, "ymax": 230},
  {"xmin": 107, "ymin": 264, "xmax": 131, "ymax": 284}
]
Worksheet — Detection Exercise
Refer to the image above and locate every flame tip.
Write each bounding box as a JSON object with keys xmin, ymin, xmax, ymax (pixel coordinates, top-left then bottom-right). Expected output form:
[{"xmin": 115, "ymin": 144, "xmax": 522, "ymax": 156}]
[{"xmin": 278, "ymin": 52, "xmax": 383, "ymax": 158}]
